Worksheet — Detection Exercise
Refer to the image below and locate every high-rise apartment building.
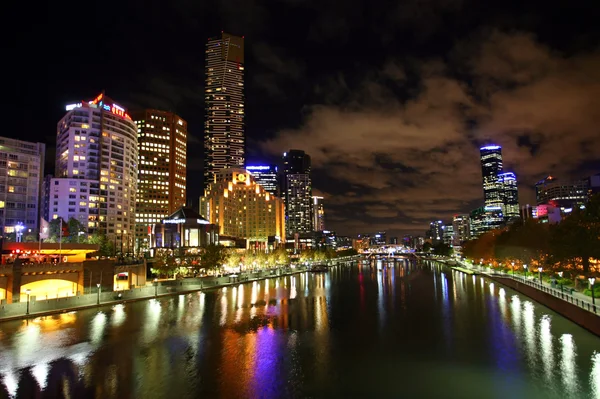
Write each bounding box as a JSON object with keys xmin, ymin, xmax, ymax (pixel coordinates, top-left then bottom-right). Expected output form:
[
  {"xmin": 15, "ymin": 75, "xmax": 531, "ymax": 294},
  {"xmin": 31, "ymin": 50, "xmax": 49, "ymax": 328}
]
[
  {"xmin": 246, "ymin": 165, "xmax": 278, "ymax": 196},
  {"xmin": 452, "ymin": 214, "xmax": 470, "ymax": 247},
  {"xmin": 132, "ymin": 110, "xmax": 187, "ymax": 246},
  {"xmin": 427, "ymin": 221, "xmax": 444, "ymax": 244},
  {"xmin": 480, "ymin": 145, "xmax": 504, "ymax": 208},
  {"xmin": 312, "ymin": 195, "xmax": 325, "ymax": 231},
  {"xmin": 281, "ymin": 150, "xmax": 312, "ymax": 237},
  {"xmin": 498, "ymin": 172, "xmax": 519, "ymax": 219},
  {"xmin": 200, "ymin": 168, "xmax": 285, "ymax": 246},
  {"xmin": 0, "ymin": 137, "xmax": 45, "ymax": 236},
  {"xmin": 50, "ymin": 93, "xmax": 138, "ymax": 249},
  {"xmin": 204, "ymin": 32, "xmax": 245, "ymax": 191}
]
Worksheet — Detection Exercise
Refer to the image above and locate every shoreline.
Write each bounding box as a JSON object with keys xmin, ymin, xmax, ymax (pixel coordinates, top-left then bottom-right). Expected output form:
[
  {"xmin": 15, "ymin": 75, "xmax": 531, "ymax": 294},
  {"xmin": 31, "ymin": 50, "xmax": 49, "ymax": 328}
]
[
  {"xmin": 425, "ymin": 257, "xmax": 600, "ymax": 337},
  {"xmin": 0, "ymin": 264, "xmax": 346, "ymax": 323}
]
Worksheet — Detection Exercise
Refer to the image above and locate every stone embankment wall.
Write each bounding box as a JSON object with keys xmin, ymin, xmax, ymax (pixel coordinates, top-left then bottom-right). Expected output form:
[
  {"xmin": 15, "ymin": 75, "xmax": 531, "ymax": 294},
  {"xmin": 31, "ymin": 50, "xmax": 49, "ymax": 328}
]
[{"xmin": 492, "ymin": 276, "xmax": 600, "ymax": 336}]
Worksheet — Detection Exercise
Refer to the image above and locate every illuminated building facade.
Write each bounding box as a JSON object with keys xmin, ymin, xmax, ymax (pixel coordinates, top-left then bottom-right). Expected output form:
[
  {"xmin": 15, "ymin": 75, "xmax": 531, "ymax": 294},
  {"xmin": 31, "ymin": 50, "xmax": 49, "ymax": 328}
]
[
  {"xmin": 480, "ymin": 145, "xmax": 520, "ymax": 221},
  {"xmin": 480, "ymin": 145, "xmax": 504, "ymax": 208},
  {"xmin": 312, "ymin": 196, "xmax": 325, "ymax": 231},
  {"xmin": 442, "ymin": 225, "xmax": 454, "ymax": 246},
  {"xmin": 0, "ymin": 137, "xmax": 45, "ymax": 235},
  {"xmin": 282, "ymin": 150, "xmax": 312, "ymax": 237},
  {"xmin": 426, "ymin": 221, "xmax": 444, "ymax": 244},
  {"xmin": 452, "ymin": 214, "xmax": 470, "ymax": 247},
  {"xmin": 370, "ymin": 231, "xmax": 387, "ymax": 246},
  {"xmin": 470, "ymin": 206, "xmax": 504, "ymax": 238},
  {"xmin": 50, "ymin": 93, "xmax": 138, "ymax": 249},
  {"xmin": 498, "ymin": 172, "xmax": 519, "ymax": 219},
  {"xmin": 148, "ymin": 207, "xmax": 218, "ymax": 251},
  {"xmin": 132, "ymin": 110, "xmax": 187, "ymax": 247},
  {"xmin": 200, "ymin": 168, "xmax": 285, "ymax": 247},
  {"xmin": 535, "ymin": 175, "xmax": 588, "ymax": 210},
  {"xmin": 204, "ymin": 32, "xmax": 245, "ymax": 191},
  {"xmin": 246, "ymin": 165, "xmax": 278, "ymax": 196}
]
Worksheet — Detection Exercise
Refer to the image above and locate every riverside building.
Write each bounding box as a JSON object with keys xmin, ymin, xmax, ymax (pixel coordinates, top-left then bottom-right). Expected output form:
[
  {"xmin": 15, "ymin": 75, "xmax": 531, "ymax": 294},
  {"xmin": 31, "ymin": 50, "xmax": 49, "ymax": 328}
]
[
  {"xmin": 132, "ymin": 110, "xmax": 187, "ymax": 251},
  {"xmin": 200, "ymin": 168, "xmax": 285, "ymax": 249},
  {"xmin": 0, "ymin": 137, "xmax": 45, "ymax": 236},
  {"xmin": 49, "ymin": 93, "xmax": 138, "ymax": 250},
  {"xmin": 204, "ymin": 32, "xmax": 245, "ymax": 191}
]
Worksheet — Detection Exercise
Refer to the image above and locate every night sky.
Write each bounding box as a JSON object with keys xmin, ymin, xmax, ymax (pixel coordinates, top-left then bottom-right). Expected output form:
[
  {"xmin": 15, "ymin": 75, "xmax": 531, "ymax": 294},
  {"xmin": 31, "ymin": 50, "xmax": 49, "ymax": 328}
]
[{"xmin": 9, "ymin": 0, "xmax": 600, "ymax": 237}]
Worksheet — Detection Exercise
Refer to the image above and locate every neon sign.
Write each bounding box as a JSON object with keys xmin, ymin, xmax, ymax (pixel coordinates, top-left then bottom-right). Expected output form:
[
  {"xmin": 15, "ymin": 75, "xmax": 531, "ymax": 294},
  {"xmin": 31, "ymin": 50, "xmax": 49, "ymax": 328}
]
[
  {"xmin": 246, "ymin": 165, "xmax": 272, "ymax": 171},
  {"xmin": 90, "ymin": 93, "xmax": 103, "ymax": 105},
  {"xmin": 66, "ymin": 103, "xmax": 82, "ymax": 111}
]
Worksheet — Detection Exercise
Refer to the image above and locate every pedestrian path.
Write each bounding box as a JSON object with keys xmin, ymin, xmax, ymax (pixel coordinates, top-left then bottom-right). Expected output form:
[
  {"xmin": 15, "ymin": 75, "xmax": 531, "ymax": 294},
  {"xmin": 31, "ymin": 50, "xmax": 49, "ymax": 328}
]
[{"xmin": 456, "ymin": 260, "xmax": 598, "ymax": 315}]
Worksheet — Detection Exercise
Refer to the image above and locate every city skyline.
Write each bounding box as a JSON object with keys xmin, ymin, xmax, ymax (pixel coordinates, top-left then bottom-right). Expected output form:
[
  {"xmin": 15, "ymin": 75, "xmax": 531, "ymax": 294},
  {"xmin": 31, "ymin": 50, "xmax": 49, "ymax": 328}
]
[{"xmin": 9, "ymin": 1, "xmax": 600, "ymax": 237}]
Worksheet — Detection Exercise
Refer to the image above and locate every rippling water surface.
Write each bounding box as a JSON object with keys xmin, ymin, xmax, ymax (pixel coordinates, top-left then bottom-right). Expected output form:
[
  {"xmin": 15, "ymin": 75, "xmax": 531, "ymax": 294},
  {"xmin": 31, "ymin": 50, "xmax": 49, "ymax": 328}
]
[{"xmin": 1, "ymin": 260, "xmax": 599, "ymax": 399}]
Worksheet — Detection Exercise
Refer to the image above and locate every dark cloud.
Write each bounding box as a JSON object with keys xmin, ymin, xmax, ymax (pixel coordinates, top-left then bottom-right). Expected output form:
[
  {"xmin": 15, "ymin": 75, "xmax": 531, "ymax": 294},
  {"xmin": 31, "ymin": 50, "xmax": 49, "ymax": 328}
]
[{"xmin": 263, "ymin": 30, "xmax": 600, "ymax": 236}]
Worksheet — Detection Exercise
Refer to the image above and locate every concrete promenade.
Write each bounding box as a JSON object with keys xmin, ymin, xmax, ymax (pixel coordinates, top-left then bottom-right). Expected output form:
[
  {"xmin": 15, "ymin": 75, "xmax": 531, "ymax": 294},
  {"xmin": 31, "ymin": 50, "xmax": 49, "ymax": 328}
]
[{"xmin": 0, "ymin": 256, "xmax": 360, "ymax": 323}]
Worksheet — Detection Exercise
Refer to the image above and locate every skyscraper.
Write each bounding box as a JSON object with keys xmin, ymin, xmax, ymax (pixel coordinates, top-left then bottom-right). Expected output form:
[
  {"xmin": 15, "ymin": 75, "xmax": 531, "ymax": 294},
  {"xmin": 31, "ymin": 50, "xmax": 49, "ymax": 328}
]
[
  {"xmin": 0, "ymin": 137, "xmax": 45, "ymax": 236},
  {"xmin": 132, "ymin": 110, "xmax": 187, "ymax": 248},
  {"xmin": 282, "ymin": 150, "xmax": 312, "ymax": 237},
  {"xmin": 480, "ymin": 145, "xmax": 504, "ymax": 208},
  {"xmin": 51, "ymin": 93, "xmax": 138, "ymax": 249},
  {"xmin": 452, "ymin": 214, "xmax": 470, "ymax": 247},
  {"xmin": 204, "ymin": 32, "xmax": 245, "ymax": 191},
  {"xmin": 427, "ymin": 221, "xmax": 444, "ymax": 244},
  {"xmin": 246, "ymin": 165, "xmax": 278, "ymax": 196},
  {"xmin": 312, "ymin": 195, "xmax": 325, "ymax": 231},
  {"xmin": 498, "ymin": 172, "xmax": 519, "ymax": 219}
]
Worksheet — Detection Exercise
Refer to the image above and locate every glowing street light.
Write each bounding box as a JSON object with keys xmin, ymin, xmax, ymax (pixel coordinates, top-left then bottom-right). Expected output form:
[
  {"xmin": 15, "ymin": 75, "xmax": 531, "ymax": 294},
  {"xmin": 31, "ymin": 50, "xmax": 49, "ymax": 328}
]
[
  {"xmin": 511, "ymin": 262, "xmax": 515, "ymax": 277},
  {"xmin": 96, "ymin": 283, "xmax": 101, "ymax": 305},
  {"xmin": 538, "ymin": 267, "xmax": 543, "ymax": 284},
  {"xmin": 154, "ymin": 278, "xmax": 158, "ymax": 297},
  {"xmin": 523, "ymin": 264, "xmax": 528, "ymax": 279}
]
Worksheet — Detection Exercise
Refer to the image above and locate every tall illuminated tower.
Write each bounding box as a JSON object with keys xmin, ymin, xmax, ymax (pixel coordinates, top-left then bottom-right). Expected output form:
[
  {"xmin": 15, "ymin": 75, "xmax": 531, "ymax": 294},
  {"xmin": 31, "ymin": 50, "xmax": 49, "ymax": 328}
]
[
  {"xmin": 479, "ymin": 145, "xmax": 504, "ymax": 208},
  {"xmin": 281, "ymin": 150, "xmax": 312, "ymax": 237},
  {"xmin": 204, "ymin": 32, "xmax": 245, "ymax": 191},
  {"xmin": 132, "ymin": 110, "xmax": 187, "ymax": 248}
]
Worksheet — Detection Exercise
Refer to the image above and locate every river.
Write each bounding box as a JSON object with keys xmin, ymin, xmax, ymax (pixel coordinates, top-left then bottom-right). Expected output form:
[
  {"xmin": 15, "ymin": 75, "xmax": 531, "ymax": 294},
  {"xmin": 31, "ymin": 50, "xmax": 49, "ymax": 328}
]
[{"xmin": 0, "ymin": 259, "xmax": 599, "ymax": 398}]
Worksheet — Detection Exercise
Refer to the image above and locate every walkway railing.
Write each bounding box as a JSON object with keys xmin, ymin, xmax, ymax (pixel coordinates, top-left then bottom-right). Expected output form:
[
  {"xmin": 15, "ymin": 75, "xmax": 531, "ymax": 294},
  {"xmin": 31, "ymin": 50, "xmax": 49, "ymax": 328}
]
[{"xmin": 454, "ymin": 260, "xmax": 598, "ymax": 315}]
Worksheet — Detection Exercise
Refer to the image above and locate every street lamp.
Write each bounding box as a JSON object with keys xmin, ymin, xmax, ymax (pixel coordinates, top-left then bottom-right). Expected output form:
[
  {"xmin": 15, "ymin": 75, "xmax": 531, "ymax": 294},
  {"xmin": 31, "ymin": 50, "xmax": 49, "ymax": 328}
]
[
  {"xmin": 96, "ymin": 283, "xmax": 101, "ymax": 305},
  {"xmin": 538, "ymin": 267, "xmax": 543, "ymax": 285},
  {"xmin": 558, "ymin": 271, "xmax": 564, "ymax": 293},
  {"xmin": 15, "ymin": 223, "xmax": 24, "ymax": 243},
  {"xmin": 511, "ymin": 262, "xmax": 515, "ymax": 277},
  {"xmin": 589, "ymin": 277, "xmax": 596, "ymax": 309},
  {"xmin": 25, "ymin": 289, "xmax": 31, "ymax": 315},
  {"xmin": 154, "ymin": 278, "xmax": 158, "ymax": 297},
  {"xmin": 524, "ymin": 264, "xmax": 528, "ymax": 279}
]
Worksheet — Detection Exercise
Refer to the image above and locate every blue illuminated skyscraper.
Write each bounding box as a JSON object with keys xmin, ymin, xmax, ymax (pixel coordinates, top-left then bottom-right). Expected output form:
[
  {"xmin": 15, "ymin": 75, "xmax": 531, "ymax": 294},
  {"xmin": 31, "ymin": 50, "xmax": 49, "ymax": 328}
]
[
  {"xmin": 480, "ymin": 145, "xmax": 504, "ymax": 208},
  {"xmin": 479, "ymin": 145, "xmax": 519, "ymax": 221}
]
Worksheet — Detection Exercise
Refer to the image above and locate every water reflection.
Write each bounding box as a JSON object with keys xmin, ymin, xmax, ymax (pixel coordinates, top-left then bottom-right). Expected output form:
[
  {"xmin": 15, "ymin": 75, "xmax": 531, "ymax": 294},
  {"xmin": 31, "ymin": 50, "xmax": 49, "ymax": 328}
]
[{"xmin": 0, "ymin": 261, "xmax": 599, "ymax": 398}]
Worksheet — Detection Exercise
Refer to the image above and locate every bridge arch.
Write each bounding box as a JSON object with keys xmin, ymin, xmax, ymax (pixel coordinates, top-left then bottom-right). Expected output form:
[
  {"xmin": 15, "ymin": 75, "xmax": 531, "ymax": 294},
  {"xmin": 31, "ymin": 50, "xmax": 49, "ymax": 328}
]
[{"xmin": 20, "ymin": 274, "xmax": 82, "ymax": 301}]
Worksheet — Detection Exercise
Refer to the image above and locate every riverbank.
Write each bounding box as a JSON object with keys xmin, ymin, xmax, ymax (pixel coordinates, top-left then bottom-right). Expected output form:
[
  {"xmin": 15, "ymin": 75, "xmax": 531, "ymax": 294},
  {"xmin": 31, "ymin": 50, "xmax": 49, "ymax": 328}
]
[
  {"xmin": 424, "ymin": 256, "xmax": 600, "ymax": 336},
  {"xmin": 0, "ymin": 256, "xmax": 360, "ymax": 323}
]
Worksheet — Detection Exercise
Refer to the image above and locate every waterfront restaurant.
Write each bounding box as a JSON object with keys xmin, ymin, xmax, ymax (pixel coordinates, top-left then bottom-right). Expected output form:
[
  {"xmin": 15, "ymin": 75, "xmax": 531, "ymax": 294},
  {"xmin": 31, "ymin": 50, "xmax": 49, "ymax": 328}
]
[{"xmin": 149, "ymin": 207, "xmax": 219, "ymax": 253}]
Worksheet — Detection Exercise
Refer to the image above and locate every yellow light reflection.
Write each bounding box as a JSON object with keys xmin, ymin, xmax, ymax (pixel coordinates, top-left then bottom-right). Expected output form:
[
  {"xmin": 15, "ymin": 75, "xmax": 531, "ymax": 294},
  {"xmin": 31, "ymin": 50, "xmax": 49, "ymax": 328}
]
[{"xmin": 20, "ymin": 279, "xmax": 78, "ymax": 301}]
